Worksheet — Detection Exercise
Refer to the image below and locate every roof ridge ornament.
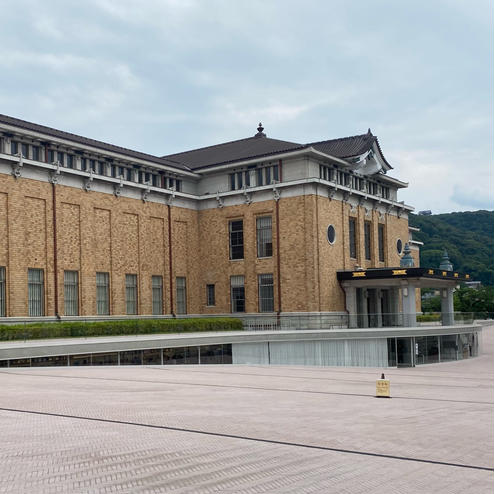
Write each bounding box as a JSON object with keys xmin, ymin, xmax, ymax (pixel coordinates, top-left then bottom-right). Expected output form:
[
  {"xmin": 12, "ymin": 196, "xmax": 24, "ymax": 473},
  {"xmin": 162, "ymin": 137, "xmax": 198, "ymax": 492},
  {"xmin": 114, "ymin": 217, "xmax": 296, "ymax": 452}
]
[{"xmin": 255, "ymin": 122, "xmax": 266, "ymax": 138}]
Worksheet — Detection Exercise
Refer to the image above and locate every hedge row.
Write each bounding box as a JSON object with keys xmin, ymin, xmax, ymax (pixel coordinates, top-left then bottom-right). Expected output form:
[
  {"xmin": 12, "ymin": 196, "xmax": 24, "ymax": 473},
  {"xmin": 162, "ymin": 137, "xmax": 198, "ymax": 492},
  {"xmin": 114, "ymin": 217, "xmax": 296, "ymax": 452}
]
[
  {"xmin": 416, "ymin": 314, "xmax": 441, "ymax": 322},
  {"xmin": 0, "ymin": 317, "xmax": 244, "ymax": 341}
]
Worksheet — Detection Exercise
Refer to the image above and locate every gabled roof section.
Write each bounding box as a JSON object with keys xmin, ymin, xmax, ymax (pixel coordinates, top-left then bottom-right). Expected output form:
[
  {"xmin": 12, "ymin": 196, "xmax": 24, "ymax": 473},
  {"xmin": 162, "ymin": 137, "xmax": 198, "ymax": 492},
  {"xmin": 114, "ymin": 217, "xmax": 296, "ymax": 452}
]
[
  {"xmin": 309, "ymin": 129, "xmax": 392, "ymax": 170},
  {"xmin": 163, "ymin": 134, "xmax": 304, "ymax": 170},
  {"xmin": 0, "ymin": 113, "xmax": 188, "ymax": 172}
]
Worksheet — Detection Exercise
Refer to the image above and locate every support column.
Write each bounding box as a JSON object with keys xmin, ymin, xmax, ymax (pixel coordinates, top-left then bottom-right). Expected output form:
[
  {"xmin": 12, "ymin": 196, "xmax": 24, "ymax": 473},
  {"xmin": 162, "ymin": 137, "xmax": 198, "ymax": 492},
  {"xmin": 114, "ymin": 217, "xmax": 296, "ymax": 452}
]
[
  {"xmin": 441, "ymin": 287, "xmax": 455, "ymax": 326},
  {"xmin": 359, "ymin": 289, "xmax": 369, "ymax": 328},
  {"xmin": 344, "ymin": 286, "xmax": 358, "ymax": 328},
  {"xmin": 401, "ymin": 283, "xmax": 417, "ymax": 327},
  {"xmin": 376, "ymin": 289, "xmax": 383, "ymax": 327}
]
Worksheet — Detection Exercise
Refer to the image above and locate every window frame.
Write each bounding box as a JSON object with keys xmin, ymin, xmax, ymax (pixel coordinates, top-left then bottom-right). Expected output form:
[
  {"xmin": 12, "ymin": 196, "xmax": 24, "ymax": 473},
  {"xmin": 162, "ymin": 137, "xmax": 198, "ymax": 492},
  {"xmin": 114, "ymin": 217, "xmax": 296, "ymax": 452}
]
[
  {"xmin": 151, "ymin": 275, "xmax": 163, "ymax": 315},
  {"xmin": 378, "ymin": 224, "xmax": 385, "ymax": 262},
  {"xmin": 206, "ymin": 284, "xmax": 215, "ymax": 306},
  {"xmin": 63, "ymin": 270, "xmax": 79, "ymax": 316},
  {"xmin": 349, "ymin": 217, "xmax": 357, "ymax": 259},
  {"xmin": 28, "ymin": 268, "xmax": 44, "ymax": 317},
  {"xmin": 96, "ymin": 272, "xmax": 110, "ymax": 315},
  {"xmin": 125, "ymin": 274, "xmax": 138, "ymax": 315},
  {"xmin": 230, "ymin": 275, "xmax": 245, "ymax": 313},
  {"xmin": 229, "ymin": 219, "xmax": 244, "ymax": 260},
  {"xmin": 256, "ymin": 216, "xmax": 273, "ymax": 258},
  {"xmin": 364, "ymin": 221, "xmax": 372, "ymax": 261},
  {"xmin": 258, "ymin": 273, "xmax": 274, "ymax": 313}
]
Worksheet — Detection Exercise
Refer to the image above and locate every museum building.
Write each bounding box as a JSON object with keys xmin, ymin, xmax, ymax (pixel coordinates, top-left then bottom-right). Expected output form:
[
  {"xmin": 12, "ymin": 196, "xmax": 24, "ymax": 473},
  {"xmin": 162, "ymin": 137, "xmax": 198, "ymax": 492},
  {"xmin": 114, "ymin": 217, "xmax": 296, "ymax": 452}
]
[{"xmin": 0, "ymin": 114, "xmax": 419, "ymax": 321}]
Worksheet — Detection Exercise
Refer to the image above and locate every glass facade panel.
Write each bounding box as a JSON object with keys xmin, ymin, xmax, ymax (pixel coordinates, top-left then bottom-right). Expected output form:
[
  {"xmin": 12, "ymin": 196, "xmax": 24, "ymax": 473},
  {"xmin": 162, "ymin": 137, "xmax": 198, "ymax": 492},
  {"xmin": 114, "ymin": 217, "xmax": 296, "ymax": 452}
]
[
  {"xmin": 120, "ymin": 350, "xmax": 142, "ymax": 365},
  {"xmin": 387, "ymin": 338, "xmax": 397, "ymax": 367},
  {"xmin": 440, "ymin": 334, "xmax": 457, "ymax": 361},
  {"xmin": 229, "ymin": 220, "xmax": 244, "ymax": 260},
  {"xmin": 92, "ymin": 352, "xmax": 118, "ymax": 366},
  {"xmin": 143, "ymin": 349, "xmax": 162, "ymax": 365},
  {"xmin": 176, "ymin": 277, "xmax": 187, "ymax": 314},
  {"xmin": 70, "ymin": 354, "xmax": 92, "ymax": 366},
  {"xmin": 9, "ymin": 358, "xmax": 31, "ymax": 367},
  {"xmin": 200, "ymin": 344, "xmax": 224, "ymax": 364},
  {"xmin": 125, "ymin": 274, "xmax": 138, "ymax": 315},
  {"xmin": 152, "ymin": 275, "xmax": 163, "ymax": 315},
  {"xmin": 31, "ymin": 355, "xmax": 68, "ymax": 367},
  {"xmin": 64, "ymin": 270, "xmax": 79, "ymax": 316},
  {"xmin": 96, "ymin": 272, "xmax": 110, "ymax": 315},
  {"xmin": 163, "ymin": 346, "xmax": 198, "ymax": 365},
  {"xmin": 231, "ymin": 275, "xmax": 245, "ymax": 313},
  {"xmin": 28, "ymin": 268, "xmax": 44, "ymax": 316},
  {"xmin": 256, "ymin": 216, "xmax": 272, "ymax": 258},
  {"xmin": 258, "ymin": 274, "xmax": 274, "ymax": 312}
]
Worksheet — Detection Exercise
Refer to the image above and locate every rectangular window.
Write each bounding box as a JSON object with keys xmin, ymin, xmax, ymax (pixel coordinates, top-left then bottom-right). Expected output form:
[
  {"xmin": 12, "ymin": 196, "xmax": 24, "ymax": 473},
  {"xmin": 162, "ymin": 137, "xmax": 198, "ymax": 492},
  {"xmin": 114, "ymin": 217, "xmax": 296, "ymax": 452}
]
[
  {"xmin": 10, "ymin": 141, "xmax": 18, "ymax": 155},
  {"xmin": 48, "ymin": 150, "xmax": 55, "ymax": 163},
  {"xmin": 81, "ymin": 158, "xmax": 87, "ymax": 171},
  {"xmin": 378, "ymin": 224, "xmax": 385, "ymax": 262},
  {"xmin": 349, "ymin": 218, "xmax": 357, "ymax": 259},
  {"xmin": 98, "ymin": 161, "xmax": 105, "ymax": 175},
  {"xmin": 256, "ymin": 168, "xmax": 264, "ymax": 186},
  {"xmin": 64, "ymin": 270, "xmax": 79, "ymax": 316},
  {"xmin": 265, "ymin": 166, "xmax": 271, "ymax": 185},
  {"xmin": 125, "ymin": 274, "xmax": 138, "ymax": 315},
  {"xmin": 256, "ymin": 216, "xmax": 272, "ymax": 258},
  {"xmin": 152, "ymin": 275, "xmax": 163, "ymax": 315},
  {"xmin": 229, "ymin": 220, "xmax": 244, "ymax": 260},
  {"xmin": 175, "ymin": 180, "xmax": 182, "ymax": 192},
  {"xmin": 258, "ymin": 273, "xmax": 274, "ymax": 312},
  {"xmin": 272, "ymin": 164, "xmax": 279, "ymax": 182},
  {"xmin": 230, "ymin": 275, "xmax": 245, "ymax": 313},
  {"xmin": 229, "ymin": 173, "xmax": 236, "ymax": 190},
  {"xmin": 89, "ymin": 159, "xmax": 96, "ymax": 172},
  {"xmin": 28, "ymin": 268, "xmax": 44, "ymax": 316},
  {"xmin": 126, "ymin": 168, "xmax": 133, "ymax": 181},
  {"xmin": 206, "ymin": 284, "xmax": 215, "ymax": 306},
  {"xmin": 236, "ymin": 172, "xmax": 243, "ymax": 189},
  {"xmin": 0, "ymin": 267, "xmax": 5, "ymax": 317},
  {"xmin": 66, "ymin": 155, "xmax": 74, "ymax": 169},
  {"xmin": 364, "ymin": 222, "xmax": 372, "ymax": 260},
  {"xmin": 96, "ymin": 272, "xmax": 110, "ymax": 315},
  {"xmin": 57, "ymin": 151, "xmax": 64, "ymax": 165},
  {"xmin": 21, "ymin": 143, "xmax": 29, "ymax": 159},
  {"xmin": 176, "ymin": 277, "xmax": 187, "ymax": 314},
  {"xmin": 32, "ymin": 146, "xmax": 40, "ymax": 161}
]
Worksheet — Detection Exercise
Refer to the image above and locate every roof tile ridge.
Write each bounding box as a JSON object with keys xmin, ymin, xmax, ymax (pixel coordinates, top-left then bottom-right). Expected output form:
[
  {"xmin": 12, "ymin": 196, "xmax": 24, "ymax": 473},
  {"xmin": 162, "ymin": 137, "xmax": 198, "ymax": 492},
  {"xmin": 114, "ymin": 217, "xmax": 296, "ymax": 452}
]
[
  {"xmin": 308, "ymin": 132, "xmax": 373, "ymax": 146},
  {"xmin": 0, "ymin": 113, "xmax": 168, "ymax": 162},
  {"xmin": 163, "ymin": 135, "xmax": 302, "ymax": 158}
]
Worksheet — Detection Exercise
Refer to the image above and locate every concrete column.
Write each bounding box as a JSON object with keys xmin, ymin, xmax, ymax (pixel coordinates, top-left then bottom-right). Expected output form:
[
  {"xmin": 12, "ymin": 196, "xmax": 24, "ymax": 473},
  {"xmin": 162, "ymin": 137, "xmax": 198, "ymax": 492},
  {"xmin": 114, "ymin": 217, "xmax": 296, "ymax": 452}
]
[
  {"xmin": 376, "ymin": 289, "xmax": 383, "ymax": 327},
  {"xmin": 441, "ymin": 287, "xmax": 455, "ymax": 326},
  {"xmin": 401, "ymin": 283, "xmax": 417, "ymax": 327},
  {"xmin": 344, "ymin": 286, "xmax": 358, "ymax": 328},
  {"xmin": 359, "ymin": 289, "xmax": 369, "ymax": 328}
]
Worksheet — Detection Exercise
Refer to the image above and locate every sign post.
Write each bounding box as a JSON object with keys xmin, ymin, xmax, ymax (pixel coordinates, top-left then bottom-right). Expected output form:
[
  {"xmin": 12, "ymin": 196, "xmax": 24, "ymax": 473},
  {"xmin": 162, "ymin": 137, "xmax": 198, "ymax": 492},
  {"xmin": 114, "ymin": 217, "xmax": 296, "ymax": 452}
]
[{"xmin": 376, "ymin": 373, "xmax": 390, "ymax": 398}]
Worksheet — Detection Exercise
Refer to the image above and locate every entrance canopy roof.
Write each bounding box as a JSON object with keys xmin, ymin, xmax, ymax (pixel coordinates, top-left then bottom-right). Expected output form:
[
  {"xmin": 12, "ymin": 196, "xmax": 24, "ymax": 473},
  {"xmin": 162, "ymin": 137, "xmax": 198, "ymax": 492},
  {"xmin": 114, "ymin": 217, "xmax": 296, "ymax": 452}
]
[{"xmin": 337, "ymin": 267, "xmax": 470, "ymax": 289}]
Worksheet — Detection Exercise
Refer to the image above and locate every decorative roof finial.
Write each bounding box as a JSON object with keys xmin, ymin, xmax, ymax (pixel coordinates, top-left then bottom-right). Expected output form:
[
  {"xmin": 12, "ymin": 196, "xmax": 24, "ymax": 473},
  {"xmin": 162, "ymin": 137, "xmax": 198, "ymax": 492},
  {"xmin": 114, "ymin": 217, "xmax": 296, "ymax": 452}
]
[
  {"xmin": 439, "ymin": 249, "xmax": 453, "ymax": 271},
  {"xmin": 255, "ymin": 122, "xmax": 266, "ymax": 137},
  {"xmin": 400, "ymin": 242, "xmax": 414, "ymax": 268},
  {"xmin": 367, "ymin": 128, "xmax": 372, "ymax": 136}
]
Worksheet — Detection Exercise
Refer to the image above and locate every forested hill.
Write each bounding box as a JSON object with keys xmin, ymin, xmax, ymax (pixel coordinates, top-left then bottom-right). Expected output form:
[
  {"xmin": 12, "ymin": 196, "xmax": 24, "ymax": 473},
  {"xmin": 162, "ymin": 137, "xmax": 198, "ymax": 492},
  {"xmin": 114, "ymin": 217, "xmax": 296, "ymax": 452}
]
[{"xmin": 409, "ymin": 210, "xmax": 494, "ymax": 286}]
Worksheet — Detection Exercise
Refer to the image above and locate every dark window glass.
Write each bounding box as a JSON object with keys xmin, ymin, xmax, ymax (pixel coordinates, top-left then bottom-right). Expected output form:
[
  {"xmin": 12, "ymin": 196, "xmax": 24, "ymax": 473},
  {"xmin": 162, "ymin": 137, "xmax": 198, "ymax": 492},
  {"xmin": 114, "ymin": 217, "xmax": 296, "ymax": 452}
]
[
  {"xmin": 200, "ymin": 344, "xmax": 224, "ymax": 364},
  {"xmin": 10, "ymin": 141, "xmax": 18, "ymax": 155},
  {"xmin": 258, "ymin": 273, "xmax": 274, "ymax": 312},
  {"xmin": 32, "ymin": 356, "xmax": 68, "ymax": 367},
  {"xmin": 152, "ymin": 174, "xmax": 157, "ymax": 186},
  {"xmin": 98, "ymin": 162, "xmax": 105, "ymax": 175},
  {"xmin": 120, "ymin": 350, "xmax": 143, "ymax": 365},
  {"xmin": 265, "ymin": 166, "xmax": 271, "ymax": 185},
  {"xmin": 66, "ymin": 155, "xmax": 74, "ymax": 168},
  {"xmin": 256, "ymin": 168, "xmax": 264, "ymax": 186},
  {"xmin": 349, "ymin": 218, "xmax": 357, "ymax": 259},
  {"xmin": 48, "ymin": 150, "xmax": 56, "ymax": 163},
  {"xmin": 175, "ymin": 180, "xmax": 181, "ymax": 192},
  {"xmin": 206, "ymin": 284, "xmax": 215, "ymax": 306},
  {"xmin": 92, "ymin": 352, "xmax": 118, "ymax": 366},
  {"xmin": 32, "ymin": 146, "xmax": 40, "ymax": 161},
  {"xmin": 81, "ymin": 158, "xmax": 87, "ymax": 171},
  {"xmin": 378, "ymin": 224, "xmax": 385, "ymax": 262},
  {"xmin": 229, "ymin": 173, "xmax": 236, "ymax": 190},
  {"xmin": 273, "ymin": 164, "xmax": 279, "ymax": 182},
  {"xmin": 397, "ymin": 239, "xmax": 403, "ymax": 255},
  {"xmin": 70, "ymin": 354, "xmax": 92, "ymax": 366},
  {"xmin": 57, "ymin": 151, "xmax": 64, "ymax": 165},
  {"xmin": 231, "ymin": 275, "xmax": 245, "ymax": 312},
  {"xmin": 143, "ymin": 349, "xmax": 161, "ymax": 365},
  {"xmin": 256, "ymin": 216, "xmax": 272, "ymax": 257},
  {"xmin": 245, "ymin": 171, "xmax": 250, "ymax": 187},
  {"xmin": 126, "ymin": 168, "xmax": 133, "ymax": 181},
  {"xmin": 236, "ymin": 172, "xmax": 243, "ymax": 189},
  {"xmin": 89, "ymin": 159, "xmax": 96, "ymax": 171},
  {"xmin": 229, "ymin": 220, "xmax": 244, "ymax": 260},
  {"xmin": 364, "ymin": 222, "xmax": 372, "ymax": 260},
  {"xmin": 327, "ymin": 225, "xmax": 336, "ymax": 244},
  {"xmin": 21, "ymin": 143, "xmax": 29, "ymax": 158}
]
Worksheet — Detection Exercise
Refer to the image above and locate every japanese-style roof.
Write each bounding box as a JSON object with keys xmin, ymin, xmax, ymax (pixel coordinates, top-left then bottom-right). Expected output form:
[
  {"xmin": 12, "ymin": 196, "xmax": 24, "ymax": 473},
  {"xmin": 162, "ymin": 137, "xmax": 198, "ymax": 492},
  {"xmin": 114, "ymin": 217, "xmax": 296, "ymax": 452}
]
[
  {"xmin": 164, "ymin": 126, "xmax": 392, "ymax": 170},
  {"xmin": 0, "ymin": 114, "xmax": 187, "ymax": 171}
]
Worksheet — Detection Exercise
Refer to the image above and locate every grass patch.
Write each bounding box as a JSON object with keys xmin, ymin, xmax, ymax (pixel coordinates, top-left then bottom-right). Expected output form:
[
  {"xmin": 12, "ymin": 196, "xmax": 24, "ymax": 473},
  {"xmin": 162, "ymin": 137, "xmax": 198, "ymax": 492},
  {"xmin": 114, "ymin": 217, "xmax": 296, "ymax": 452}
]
[{"xmin": 0, "ymin": 317, "xmax": 243, "ymax": 341}]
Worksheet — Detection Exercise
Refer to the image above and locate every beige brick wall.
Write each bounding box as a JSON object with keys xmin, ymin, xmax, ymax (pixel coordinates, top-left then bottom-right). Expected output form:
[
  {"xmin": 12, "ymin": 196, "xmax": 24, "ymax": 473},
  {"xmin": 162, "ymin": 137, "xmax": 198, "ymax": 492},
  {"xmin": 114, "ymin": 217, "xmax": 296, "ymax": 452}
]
[{"xmin": 0, "ymin": 172, "xmax": 413, "ymax": 317}]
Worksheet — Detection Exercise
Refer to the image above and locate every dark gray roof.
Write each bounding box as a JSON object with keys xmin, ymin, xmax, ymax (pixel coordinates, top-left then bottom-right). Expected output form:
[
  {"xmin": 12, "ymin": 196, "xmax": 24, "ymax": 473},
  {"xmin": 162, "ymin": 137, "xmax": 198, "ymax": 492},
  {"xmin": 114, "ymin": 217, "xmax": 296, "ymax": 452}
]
[
  {"xmin": 0, "ymin": 114, "xmax": 188, "ymax": 171},
  {"xmin": 163, "ymin": 135, "xmax": 304, "ymax": 170},
  {"xmin": 163, "ymin": 128, "xmax": 392, "ymax": 170},
  {"xmin": 309, "ymin": 129, "xmax": 392, "ymax": 169}
]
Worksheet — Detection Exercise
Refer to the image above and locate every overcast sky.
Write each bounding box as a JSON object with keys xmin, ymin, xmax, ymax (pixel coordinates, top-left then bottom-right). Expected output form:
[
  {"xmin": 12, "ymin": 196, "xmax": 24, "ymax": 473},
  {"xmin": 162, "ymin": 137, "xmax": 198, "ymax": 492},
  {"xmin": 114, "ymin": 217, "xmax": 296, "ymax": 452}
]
[{"xmin": 0, "ymin": 0, "xmax": 492, "ymax": 213}]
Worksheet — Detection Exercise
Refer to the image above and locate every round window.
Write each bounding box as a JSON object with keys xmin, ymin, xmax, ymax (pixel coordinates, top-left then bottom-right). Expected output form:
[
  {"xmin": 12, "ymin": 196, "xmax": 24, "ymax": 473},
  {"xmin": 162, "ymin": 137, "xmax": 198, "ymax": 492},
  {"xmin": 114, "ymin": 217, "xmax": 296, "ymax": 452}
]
[
  {"xmin": 397, "ymin": 239, "xmax": 403, "ymax": 255},
  {"xmin": 327, "ymin": 225, "xmax": 336, "ymax": 244}
]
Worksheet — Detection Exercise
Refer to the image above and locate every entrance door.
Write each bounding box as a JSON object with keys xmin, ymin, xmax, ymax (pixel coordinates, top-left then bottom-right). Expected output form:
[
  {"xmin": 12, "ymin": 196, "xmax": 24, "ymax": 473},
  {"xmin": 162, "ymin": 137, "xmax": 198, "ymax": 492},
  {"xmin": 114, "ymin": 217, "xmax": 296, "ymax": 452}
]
[{"xmin": 396, "ymin": 337, "xmax": 414, "ymax": 367}]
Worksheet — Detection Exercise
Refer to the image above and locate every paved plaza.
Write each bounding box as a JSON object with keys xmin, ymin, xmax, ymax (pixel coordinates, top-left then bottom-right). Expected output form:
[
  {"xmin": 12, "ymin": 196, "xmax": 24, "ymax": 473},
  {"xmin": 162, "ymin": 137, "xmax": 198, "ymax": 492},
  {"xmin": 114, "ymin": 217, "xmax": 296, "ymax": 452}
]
[{"xmin": 0, "ymin": 326, "xmax": 493, "ymax": 494}]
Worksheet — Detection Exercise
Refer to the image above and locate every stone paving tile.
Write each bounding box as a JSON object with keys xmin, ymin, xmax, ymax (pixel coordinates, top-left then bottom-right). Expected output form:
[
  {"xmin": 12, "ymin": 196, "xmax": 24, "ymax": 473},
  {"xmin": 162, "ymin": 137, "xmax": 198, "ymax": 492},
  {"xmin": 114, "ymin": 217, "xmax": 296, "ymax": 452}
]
[{"xmin": 0, "ymin": 325, "xmax": 492, "ymax": 493}]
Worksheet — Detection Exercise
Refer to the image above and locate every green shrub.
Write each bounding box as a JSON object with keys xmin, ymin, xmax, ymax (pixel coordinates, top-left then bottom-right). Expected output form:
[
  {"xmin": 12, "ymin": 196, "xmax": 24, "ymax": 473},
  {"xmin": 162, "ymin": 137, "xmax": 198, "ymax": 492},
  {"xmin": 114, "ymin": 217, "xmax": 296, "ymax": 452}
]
[
  {"xmin": 416, "ymin": 314, "xmax": 441, "ymax": 322},
  {"xmin": 0, "ymin": 317, "xmax": 243, "ymax": 341}
]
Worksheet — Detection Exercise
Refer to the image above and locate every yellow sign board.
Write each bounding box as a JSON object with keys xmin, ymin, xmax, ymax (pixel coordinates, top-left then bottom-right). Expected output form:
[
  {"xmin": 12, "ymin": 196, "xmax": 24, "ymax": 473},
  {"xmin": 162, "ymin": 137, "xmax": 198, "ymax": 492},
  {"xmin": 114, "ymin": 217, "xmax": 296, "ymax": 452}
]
[
  {"xmin": 392, "ymin": 269, "xmax": 407, "ymax": 275},
  {"xmin": 428, "ymin": 269, "xmax": 434, "ymax": 275},
  {"xmin": 352, "ymin": 271, "xmax": 366, "ymax": 277},
  {"xmin": 376, "ymin": 379, "xmax": 390, "ymax": 398}
]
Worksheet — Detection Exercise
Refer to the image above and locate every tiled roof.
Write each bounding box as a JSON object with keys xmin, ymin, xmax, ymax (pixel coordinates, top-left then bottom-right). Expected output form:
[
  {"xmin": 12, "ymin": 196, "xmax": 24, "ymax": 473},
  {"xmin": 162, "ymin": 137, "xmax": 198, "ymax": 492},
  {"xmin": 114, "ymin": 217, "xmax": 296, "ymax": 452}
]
[
  {"xmin": 0, "ymin": 114, "xmax": 187, "ymax": 171},
  {"xmin": 163, "ymin": 135, "xmax": 304, "ymax": 170},
  {"xmin": 164, "ymin": 128, "xmax": 392, "ymax": 170}
]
